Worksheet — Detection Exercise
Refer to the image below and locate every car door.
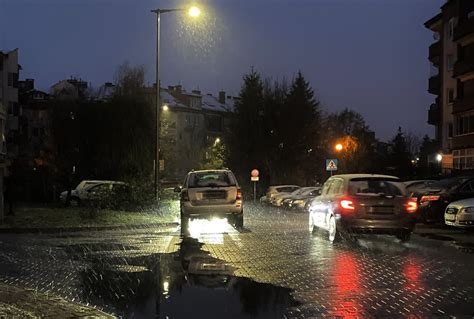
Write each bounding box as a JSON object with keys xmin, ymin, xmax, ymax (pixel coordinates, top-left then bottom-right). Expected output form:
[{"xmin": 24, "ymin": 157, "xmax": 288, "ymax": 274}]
[
  {"xmin": 311, "ymin": 179, "xmax": 335, "ymax": 229},
  {"xmin": 87, "ymin": 183, "xmax": 111, "ymax": 202}
]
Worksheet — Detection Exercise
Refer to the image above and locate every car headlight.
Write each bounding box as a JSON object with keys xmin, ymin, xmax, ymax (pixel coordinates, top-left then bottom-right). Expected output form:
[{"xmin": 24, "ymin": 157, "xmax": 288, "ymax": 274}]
[{"xmin": 464, "ymin": 207, "xmax": 474, "ymax": 213}]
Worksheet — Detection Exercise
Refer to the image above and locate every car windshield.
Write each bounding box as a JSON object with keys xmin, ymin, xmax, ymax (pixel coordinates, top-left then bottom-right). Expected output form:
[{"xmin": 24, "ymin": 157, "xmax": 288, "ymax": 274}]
[
  {"xmin": 188, "ymin": 172, "xmax": 235, "ymax": 188},
  {"xmin": 349, "ymin": 178, "xmax": 403, "ymax": 196}
]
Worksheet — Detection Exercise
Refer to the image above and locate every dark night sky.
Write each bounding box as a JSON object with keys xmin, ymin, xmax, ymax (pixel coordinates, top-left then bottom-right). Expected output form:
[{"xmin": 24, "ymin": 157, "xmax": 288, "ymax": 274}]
[{"xmin": 1, "ymin": 0, "xmax": 444, "ymax": 141}]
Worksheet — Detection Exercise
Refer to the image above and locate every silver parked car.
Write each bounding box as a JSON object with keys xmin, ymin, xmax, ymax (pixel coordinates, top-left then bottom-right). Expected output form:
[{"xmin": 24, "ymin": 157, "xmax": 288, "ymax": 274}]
[
  {"xmin": 445, "ymin": 197, "xmax": 474, "ymax": 228},
  {"xmin": 309, "ymin": 174, "xmax": 417, "ymax": 242},
  {"xmin": 265, "ymin": 185, "xmax": 300, "ymax": 204},
  {"xmin": 176, "ymin": 169, "xmax": 243, "ymax": 232}
]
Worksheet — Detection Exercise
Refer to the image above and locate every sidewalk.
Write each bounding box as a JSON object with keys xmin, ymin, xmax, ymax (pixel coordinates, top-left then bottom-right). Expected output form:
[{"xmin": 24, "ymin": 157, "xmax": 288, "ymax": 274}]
[{"xmin": 0, "ymin": 283, "xmax": 114, "ymax": 318}]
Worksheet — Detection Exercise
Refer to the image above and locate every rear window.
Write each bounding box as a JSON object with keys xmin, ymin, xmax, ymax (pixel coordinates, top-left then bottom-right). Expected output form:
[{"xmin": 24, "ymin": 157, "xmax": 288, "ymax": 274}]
[
  {"xmin": 349, "ymin": 178, "xmax": 402, "ymax": 196},
  {"xmin": 187, "ymin": 171, "xmax": 236, "ymax": 188},
  {"xmin": 276, "ymin": 186, "xmax": 300, "ymax": 193}
]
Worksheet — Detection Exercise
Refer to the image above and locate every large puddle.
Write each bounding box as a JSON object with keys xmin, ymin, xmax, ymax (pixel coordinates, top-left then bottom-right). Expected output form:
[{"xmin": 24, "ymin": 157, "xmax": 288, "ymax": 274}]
[{"xmin": 79, "ymin": 236, "xmax": 299, "ymax": 318}]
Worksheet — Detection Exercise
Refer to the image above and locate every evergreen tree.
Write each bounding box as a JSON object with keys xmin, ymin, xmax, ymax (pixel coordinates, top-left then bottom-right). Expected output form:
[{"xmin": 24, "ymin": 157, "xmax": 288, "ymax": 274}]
[
  {"xmin": 227, "ymin": 69, "xmax": 265, "ymax": 188},
  {"xmin": 389, "ymin": 127, "xmax": 413, "ymax": 178},
  {"xmin": 279, "ymin": 71, "xmax": 321, "ymax": 184}
]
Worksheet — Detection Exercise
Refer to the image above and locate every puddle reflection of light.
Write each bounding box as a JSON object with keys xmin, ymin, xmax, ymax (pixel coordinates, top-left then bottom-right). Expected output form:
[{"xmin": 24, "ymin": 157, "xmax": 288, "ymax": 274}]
[
  {"xmin": 403, "ymin": 257, "xmax": 423, "ymax": 291},
  {"xmin": 187, "ymin": 218, "xmax": 230, "ymax": 244},
  {"xmin": 330, "ymin": 252, "xmax": 363, "ymax": 318},
  {"xmin": 163, "ymin": 280, "xmax": 169, "ymax": 298}
]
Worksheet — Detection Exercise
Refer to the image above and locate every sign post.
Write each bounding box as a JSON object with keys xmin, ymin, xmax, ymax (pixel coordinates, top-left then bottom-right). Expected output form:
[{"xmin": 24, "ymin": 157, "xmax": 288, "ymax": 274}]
[
  {"xmin": 326, "ymin": 159, "xmax": 338, "ymax": 176},
  {"xmin": 251, "ymin": 169, "xmax": 259, "ymax": 202}
]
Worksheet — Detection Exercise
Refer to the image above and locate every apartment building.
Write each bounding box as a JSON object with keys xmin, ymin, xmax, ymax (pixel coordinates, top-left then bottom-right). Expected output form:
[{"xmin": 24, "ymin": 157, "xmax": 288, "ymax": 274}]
[{"xmin": 425, "ymin": 0, "xmax": 474, "ymax": 172}]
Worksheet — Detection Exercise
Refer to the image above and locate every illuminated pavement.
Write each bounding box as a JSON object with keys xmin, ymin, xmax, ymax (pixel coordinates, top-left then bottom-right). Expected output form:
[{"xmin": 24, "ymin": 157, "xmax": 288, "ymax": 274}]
[{"xmin": 0, "ymin": 205, "xmax": 473, "ymax": 318}]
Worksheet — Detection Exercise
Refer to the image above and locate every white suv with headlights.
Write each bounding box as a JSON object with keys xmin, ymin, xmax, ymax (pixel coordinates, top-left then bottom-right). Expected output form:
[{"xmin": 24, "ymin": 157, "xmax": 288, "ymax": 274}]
[
  {"xmin": 176, "ymin": 169, "xmax": 243, "ymax": 232},
  {"xmin": 445, "ymin": 198, "xmax": 474, "ymax": 228}
]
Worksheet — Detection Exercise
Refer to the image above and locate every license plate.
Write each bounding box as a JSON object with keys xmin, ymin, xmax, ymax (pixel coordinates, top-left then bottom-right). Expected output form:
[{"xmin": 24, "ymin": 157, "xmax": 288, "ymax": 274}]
[{"xmin": 201, "ymin": 263, "xmax": 226, "ymax": 271}]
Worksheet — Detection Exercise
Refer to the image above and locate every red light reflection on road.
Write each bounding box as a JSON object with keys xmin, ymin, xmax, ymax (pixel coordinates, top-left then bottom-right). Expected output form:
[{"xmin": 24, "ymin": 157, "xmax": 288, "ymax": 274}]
[
  {"xmin": 329, "ymin": 251, "xmax": 363, "ymax": 318},
  {"xmin": 403, "ymin": 257, "xmax": 423, "ymax": 291}
]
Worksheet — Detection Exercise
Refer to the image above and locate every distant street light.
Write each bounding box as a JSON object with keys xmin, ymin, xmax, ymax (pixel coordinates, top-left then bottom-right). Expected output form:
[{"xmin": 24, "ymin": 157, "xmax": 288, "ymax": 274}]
[
  {"xmin": 188, "ymin": 6, "xmax": 201, "ymax": 17},
  {"xmin": 162, "ymin": 105, "xmax": 169, "ymax": 111},
  {"xmin": 335, "ymin": 143, "xmax": 343, "ymax": 152},
  {"xmin": 436, "ymin": 153, "xmax": 443, "ymax": 162},
  {"xmin": 151, "ymin": 5, "xmax": 202, "ymax": 201},
  {"xmin": 214, "ymin": 137, "xmax": 221, "ymax": 146}
]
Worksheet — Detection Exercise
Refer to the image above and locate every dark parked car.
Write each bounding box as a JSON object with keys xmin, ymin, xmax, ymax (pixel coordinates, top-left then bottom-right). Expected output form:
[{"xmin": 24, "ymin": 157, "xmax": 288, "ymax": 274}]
[
  {"xmin": 417, "ymin": 176, "xmax": 474, "ymax": 223},
  {"xmin": 308, "ymin": 174, "xmax": 417, "ymax": 242},
  {"xmin": 403, "ymin": 180, "xmax": 436, "ymax": 197}
]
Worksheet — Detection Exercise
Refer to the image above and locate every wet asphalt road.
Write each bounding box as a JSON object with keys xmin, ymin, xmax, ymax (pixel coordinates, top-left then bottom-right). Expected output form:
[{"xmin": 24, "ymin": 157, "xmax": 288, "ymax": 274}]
[{"xmin": 0, "ymin": 204, "xmax": 473, "ymax": 318}]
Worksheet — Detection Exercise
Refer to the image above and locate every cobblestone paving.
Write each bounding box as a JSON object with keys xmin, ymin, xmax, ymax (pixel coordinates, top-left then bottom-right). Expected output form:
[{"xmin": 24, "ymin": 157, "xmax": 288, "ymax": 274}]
[{"xmin": 0, "ymin": 207, "xmax": 473, "ymax": 318}]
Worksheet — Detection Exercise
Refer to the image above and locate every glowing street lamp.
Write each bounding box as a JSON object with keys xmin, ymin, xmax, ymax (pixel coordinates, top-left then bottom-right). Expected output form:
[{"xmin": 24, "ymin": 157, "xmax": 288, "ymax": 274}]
[
  {"xmin": 436, "ymin": 153, "xmax": 443, "ymax": 162},
  {"xmin": 162, "ymin": 104, "xmax": 169, "ymax": 111},
  {"xmin": 335, "ymin": 143, "xmax": 343, "ymax": 152},
  {"xmin": 188, "ymin": 6, "xmax": 201, "ymax": 17},
  {"xmin": 151, "ymin": 5, "xmax": 202, "ymax": 200}
]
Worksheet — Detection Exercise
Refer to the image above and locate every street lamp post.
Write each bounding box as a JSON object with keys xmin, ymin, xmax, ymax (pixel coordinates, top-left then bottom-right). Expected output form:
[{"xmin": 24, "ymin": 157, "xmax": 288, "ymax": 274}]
[{"xmin": 151, "ymin": 6, "xmax": 201, "ymax": 201}]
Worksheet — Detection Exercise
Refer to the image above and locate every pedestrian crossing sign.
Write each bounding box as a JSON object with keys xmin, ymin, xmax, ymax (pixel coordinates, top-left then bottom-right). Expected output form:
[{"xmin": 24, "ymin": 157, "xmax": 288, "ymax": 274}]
[{"xmin": 326, "ymin": 159, "xmax": 338, "ymax": 171}]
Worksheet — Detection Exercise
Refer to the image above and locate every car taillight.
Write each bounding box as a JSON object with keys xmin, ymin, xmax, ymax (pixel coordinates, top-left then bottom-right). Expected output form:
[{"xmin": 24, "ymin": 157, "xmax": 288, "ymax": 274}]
[
  {"xmin": 236, "ymin": 189, "xmax": 242, "ymax": 200},
  {"xmin": 181, "ymin": 191, "xmax": 189, "ymax": 201},
  {"xmin": 406, "ymin": 198, "xmax": 417, "ymax": 213},
  {"xmin": 339, "ymin": 198, "xmax": 355, "ymax": 211},
  {"xmin": 420, "ymin": 195, "xmax": 440, "ymax": 203}
]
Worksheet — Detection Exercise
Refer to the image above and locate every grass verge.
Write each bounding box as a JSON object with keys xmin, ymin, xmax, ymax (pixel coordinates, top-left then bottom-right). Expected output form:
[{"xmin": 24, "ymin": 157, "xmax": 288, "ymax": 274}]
[{"xmin": 1, "ymin": 205, "xmax": 179, "ymax": 229}]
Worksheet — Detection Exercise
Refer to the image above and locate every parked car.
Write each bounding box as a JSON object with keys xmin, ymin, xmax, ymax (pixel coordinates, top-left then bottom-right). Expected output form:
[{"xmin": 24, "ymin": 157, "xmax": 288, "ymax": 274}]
[
  {"xmin": 403, "ymin": 180, "xmax": 436, "ymax": 197},
  {"xmin": 445, "ymin": 198, "xmax": 474, "ymax": 229},
  {"xmin": 176, "ymin": 169, "xmax": 243, "ymax": 233},
  {"xmin": 272, "ymin": 187, "xmax": 309, "ymax": 207},
  {"xmin": 59, "ymin": 180, "xmax": 129, "ymax": 207},
  {"xmin": 308, "ymin": 174, "xmax": 417, "ymax": 242},
  {"xmin": 417, "ymin": 176, "xmax": 474, "ymax": 223},
  {"xmin": 283, "ymin": 187, "xmax": 321, "ymax": 210},
  {"xmin": 265, "ymin": 185, "xmax": 300, "ymax": 204}
]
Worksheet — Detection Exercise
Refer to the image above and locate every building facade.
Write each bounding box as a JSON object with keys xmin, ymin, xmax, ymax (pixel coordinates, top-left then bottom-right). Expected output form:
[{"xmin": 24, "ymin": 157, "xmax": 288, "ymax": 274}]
[
  {"xmin": 146, "ymin": 84, "xmax": 236, "ymax": 182},
  {"xmin": 425, "ymin": 0, "xmax": 474, "ymax": 172},
  {"xmin": 0, "ymin": 49, "xmax": 20, "ymax": 217}
]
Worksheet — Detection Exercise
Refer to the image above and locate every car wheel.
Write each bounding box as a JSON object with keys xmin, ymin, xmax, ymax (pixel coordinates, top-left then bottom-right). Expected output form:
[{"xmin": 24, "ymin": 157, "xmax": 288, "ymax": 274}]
[
  {"xmin": 70, "ymin": 197, "xmax": 81, "ymax": 207},
  {"xmin": 396, "ymin": 230, "xmax": 411, "ymax": 242},
  {"xmin": 235, "ymin": 214, "xmax": 244, "ymax": 229},
  {"xmin": 180, "ymin": 213, "xmax": 189, "ymax": 236},
  {"xmin": 328, "ymin": 215, "xmax": 337, "ymax": 242}
]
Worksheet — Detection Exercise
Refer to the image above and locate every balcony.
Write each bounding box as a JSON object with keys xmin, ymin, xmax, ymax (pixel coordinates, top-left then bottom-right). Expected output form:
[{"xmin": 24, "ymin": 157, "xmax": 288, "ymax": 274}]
[
  {"xmin": 428, "ymin": 75, "xmax": 440, "ymax": 94},
  {"xmin": 428, "ymin": 103, "xmax": 440, "ymax": 125},
  {"xmin": 453, "ymin": 18, "xmax": 474, "ymax": 44},
  {"xmin": 453, "ymin": 59, "xmax": 474, "ymax": 79},
  {"xmin": 453, "ymin": 94, "xmax": 474, "ymax": 114},
  {"xmin": 428, "ymin": 41, "xmax": 442, "ymax": 64}
]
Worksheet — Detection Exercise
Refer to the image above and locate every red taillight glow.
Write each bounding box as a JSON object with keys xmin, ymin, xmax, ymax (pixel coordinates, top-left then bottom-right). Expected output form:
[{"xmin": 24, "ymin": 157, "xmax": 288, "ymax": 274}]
[
  {"xmin": 406, "ymin": 199, "xmax": 417, "ymax": 213},
  {"xmin": 420, "ymin": 195, "xmax": 440, "ymax": 203},
  {"xmin": 236, "ymin": 189, "xmax": 242, "ymax": 200},
  {"xmin": 339, "ymin": 199, "xmax": 355, "ymax": 211}
]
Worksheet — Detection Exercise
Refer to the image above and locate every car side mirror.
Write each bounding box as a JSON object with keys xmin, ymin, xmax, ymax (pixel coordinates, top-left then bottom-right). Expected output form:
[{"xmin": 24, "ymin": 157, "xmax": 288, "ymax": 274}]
[{"xmin": 174, "ymin": 187, "xmax": 182, "ymax": 193}]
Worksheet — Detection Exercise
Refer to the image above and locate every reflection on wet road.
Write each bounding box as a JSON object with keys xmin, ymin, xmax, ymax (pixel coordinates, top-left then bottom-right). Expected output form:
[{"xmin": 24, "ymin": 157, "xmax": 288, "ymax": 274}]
[{"xmin": 0, "ymin": 205, "xmax": 473, "ymax": 318}]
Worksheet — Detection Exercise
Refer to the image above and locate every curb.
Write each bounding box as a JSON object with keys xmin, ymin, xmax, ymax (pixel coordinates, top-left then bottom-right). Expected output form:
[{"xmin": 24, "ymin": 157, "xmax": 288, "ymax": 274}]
[{"xmin": 0, "ymin": 222, "xmax": 179, "ymax": 234}]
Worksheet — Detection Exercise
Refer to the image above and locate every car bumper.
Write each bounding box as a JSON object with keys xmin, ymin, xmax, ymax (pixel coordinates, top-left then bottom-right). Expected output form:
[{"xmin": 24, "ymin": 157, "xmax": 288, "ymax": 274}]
[
  {"xmin": 445, "ymin": 212, "xmax": 474, "ymax": 228},
  {"xmin": 340, "ymin": 217, "xmax": 415, "ymax": 233},
  {"xmin": 181, "ymin": 202, "xmax": 242, "ymax": 218}
]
